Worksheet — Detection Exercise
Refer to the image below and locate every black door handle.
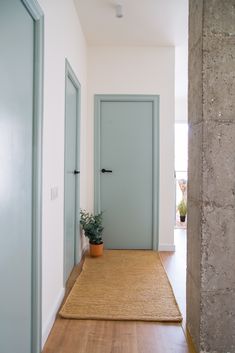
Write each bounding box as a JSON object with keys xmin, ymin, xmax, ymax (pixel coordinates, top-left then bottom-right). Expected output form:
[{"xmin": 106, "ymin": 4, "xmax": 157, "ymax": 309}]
[
  {"xmin": 74, "ymin": 170, "xmax": 80, "ymax": 175},
  {"xmin": 101, "ymin": 168, "xmax": 112, "ymax": 173}
]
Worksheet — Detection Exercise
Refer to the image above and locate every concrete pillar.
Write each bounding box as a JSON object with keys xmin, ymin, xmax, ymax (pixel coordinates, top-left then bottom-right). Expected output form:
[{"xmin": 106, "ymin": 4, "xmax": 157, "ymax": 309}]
[{"xmin": 187, "ymin": 1, "xmax": 235, "ymax": 352}]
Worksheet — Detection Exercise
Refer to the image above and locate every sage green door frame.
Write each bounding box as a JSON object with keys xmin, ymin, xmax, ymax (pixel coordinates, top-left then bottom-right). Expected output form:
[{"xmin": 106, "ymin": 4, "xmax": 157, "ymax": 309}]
[
  {"xmin": 94, "ymin": 94, "xmax": 159, "ymax": 250},
  {"xmin": 64, "ymin": 59, "xmax": 81, "ymax": 284},
  {"xmin": 22, "ymin": 1, "xmax": 43, "ymax": 352}
]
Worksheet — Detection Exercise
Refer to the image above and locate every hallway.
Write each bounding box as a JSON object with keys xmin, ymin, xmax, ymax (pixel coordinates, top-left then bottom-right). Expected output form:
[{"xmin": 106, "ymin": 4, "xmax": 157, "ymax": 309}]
[
  {"xmin": 42, "ymin": 230, "xmax": 195, "ymax": 353},
  {"xmin": 1, "ymin": 1, "xmax": 234, "ymax": 352}
]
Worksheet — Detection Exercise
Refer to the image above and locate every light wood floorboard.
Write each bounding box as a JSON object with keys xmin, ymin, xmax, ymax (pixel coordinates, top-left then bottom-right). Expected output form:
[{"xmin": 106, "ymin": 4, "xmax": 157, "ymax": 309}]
[{"xmin": 42, "ymin": 230, "xmax": 196, "ymax": 353}]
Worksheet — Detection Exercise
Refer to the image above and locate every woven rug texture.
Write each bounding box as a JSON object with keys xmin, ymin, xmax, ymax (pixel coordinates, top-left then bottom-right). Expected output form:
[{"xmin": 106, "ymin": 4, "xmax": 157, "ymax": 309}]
[{"xmin": 59, "ymin": 250, "xmax": 182, "ymax": 322}]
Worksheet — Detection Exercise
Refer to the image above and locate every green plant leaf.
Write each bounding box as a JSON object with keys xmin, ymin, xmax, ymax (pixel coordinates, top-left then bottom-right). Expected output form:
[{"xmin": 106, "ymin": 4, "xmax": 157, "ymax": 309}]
[{"xmin": 80, "ymin": 209, "xmax": 104, "ymax": 245}]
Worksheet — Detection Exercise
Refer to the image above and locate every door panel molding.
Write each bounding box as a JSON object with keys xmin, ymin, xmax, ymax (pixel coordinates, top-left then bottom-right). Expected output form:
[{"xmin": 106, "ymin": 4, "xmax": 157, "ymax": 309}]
[
  {"xmin": 64, "ymin": 59, "xmax": 81, "ymax": 284},
  {"xmin": 94, "ymin": 94, "xmax": 159, "ymax": 250},
  {"xmin": 21, "ymin": 1, "xmax": 44, "ymax": 352}
]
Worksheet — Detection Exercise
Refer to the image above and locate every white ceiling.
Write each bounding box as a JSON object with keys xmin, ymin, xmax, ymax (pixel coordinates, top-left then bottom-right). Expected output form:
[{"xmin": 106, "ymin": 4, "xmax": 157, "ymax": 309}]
[{"xmin": 75, "ymin": 0, "xmax": 188, "ymax": 46}]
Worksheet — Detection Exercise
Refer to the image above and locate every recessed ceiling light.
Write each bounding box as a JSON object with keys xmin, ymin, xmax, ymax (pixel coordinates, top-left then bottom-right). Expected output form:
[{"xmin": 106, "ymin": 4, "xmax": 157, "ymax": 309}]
[{"xmin": 116, "ymin": 4, "xmax": 123, "ymax": 18}]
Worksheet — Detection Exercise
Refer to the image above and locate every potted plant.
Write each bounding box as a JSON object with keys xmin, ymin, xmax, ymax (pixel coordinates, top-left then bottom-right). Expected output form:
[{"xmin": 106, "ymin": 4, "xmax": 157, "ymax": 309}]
[
  {"xmin": 80, "ymin": 210, "xmax": 104, "ymax": 257},
  {"xmin": 178, "ymin": 199, "xmax": 187, "ymax": 222}
]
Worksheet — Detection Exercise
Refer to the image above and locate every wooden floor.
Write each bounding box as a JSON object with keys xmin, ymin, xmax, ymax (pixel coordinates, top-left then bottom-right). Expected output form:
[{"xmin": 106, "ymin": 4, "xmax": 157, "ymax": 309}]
[{"xmin": 42, "ymin": 230, "xmax": 196, "ymax": 353}]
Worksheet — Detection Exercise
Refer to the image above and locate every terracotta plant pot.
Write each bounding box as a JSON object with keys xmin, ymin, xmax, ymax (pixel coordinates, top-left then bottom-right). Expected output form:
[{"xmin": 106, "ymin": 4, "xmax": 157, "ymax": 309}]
[{"xmin": 89, "ymin": 242, "xmax": 104, "ymax": 257}]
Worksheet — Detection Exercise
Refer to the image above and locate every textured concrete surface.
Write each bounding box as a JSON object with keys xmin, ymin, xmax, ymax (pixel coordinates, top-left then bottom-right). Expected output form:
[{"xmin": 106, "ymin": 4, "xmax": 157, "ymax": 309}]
[
  {"xmin": 187, "ymin": 0, "xmax": 235, "ymax": 352},
  {"xmin": 200, "ymin": 289, "xmax": 235, "ymax": 352},
  {"xmin": 188, "ymin": 0, "xmax": 203, "ymax": 126},
  {"xmin": 187, "ymin": 1, "xmax": 203, "ymax": 351},
  {"xmin": 201, "ymin": 207, "xmax": 235, "ymax": 291},
  {"xmin": 188, "ymin": 123, "xmax": 203, "ymax": 202},
  {"xmin": 186, "ymin": 273, "xmax": 201, "ymax": 350},
  {"xmin": 202, "ymin": 122, "xmax": 235, "ymax": 206}
]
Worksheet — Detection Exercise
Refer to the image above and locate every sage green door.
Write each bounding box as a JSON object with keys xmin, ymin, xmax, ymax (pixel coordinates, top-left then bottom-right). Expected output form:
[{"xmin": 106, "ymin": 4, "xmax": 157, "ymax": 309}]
[
  {"xmin": 0, "ymin": 1, "xmax": 42, "ymax": 352},
  {"xmin": 95, "ymin": 95, "xmax": 159, "ymax": 249},
  {"xmin": 64, "ymin": 62, "xmax": 80, "ymax": 282}
]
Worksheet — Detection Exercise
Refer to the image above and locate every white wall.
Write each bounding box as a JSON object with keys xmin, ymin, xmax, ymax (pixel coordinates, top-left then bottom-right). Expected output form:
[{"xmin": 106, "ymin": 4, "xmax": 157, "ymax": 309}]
[
  {"xmin": 38, "ymin": 0, "xmax": 88, "ymax": 346},
  {"xmin": 87, "ymin": 46, "xmax": 175, "ymax": 251},
  {"xmin": 175, "ymin": 45, "xmax": 188, "ymax": 122}
]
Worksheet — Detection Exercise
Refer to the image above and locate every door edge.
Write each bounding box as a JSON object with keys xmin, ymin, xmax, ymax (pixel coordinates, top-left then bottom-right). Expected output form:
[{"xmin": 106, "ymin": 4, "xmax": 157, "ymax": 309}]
[
  {"xmin": 21, "ymin": 0, "xmax": 44, "ymax": 352},
  {"xmin": 63, "ymin": 59, "xmax": 81, "ymax": 285}
]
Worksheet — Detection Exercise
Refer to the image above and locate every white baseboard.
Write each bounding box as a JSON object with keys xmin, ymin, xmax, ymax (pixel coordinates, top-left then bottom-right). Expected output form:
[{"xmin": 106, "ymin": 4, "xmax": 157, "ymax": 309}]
[
  {"xmin": 41, "ymin": 287, "xmax": 65, "ymax": 349},
  {"xmin": 158, "ymin": 244, "xmax": 175, "ymax": 251}
]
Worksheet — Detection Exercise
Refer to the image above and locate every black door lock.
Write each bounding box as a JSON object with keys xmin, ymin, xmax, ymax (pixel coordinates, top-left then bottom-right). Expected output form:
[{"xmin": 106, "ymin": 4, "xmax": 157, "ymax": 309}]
[{"xmin": 74, "ymin": 170, "xmax": 80, "ymax": 174}]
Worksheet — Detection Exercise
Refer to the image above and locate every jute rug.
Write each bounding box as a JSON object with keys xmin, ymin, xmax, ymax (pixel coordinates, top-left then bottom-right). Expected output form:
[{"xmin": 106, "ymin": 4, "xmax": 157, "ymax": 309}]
[{"xmin": 59, "ymin": 250, "xmax": 182, "ymax": 322}]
